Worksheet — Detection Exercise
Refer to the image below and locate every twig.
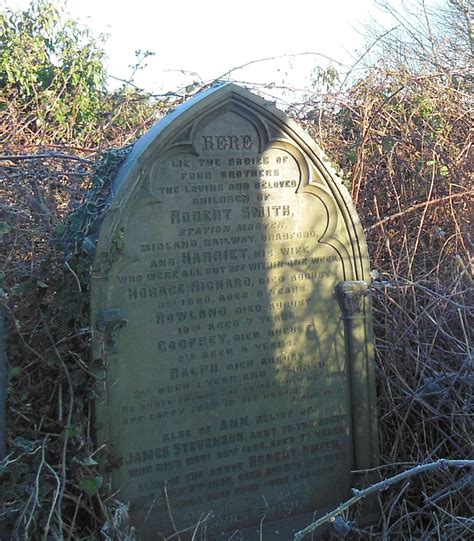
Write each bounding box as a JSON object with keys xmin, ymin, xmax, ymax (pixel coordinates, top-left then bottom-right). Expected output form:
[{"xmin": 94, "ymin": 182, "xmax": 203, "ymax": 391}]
[
  {"xmin": 37, "ymin": 304, "xmax": 75, "ymax": 539},
  {"xmin": 425, "ymin": 474, "xmax": 473, "ymax": 505},
  {"xmin": 0, "ymin": 152, "xmax": 93, "ymax": 164},
  {"xmin": 382, "ymin": 481, "xmax": 410, "ymax": 539},
  {"xmin": 366, "ymin": 191, "xmax": 473, "ymax": 231},
  {"xmin": 67, "ymin": 493, "xmax": 82, "ymax": 541},
  {"xmin": 339, "ymin": 26, "xmax": 399, "ymax": 89},
  {"xmin": 259, "ymin": 513, "xmax": 267, "ymax": 541},
  {"xmin": 65, "ymin": 260, "xmax": 82, "ymax": 293},
  {"xmin": 211, "ymin": 52, "xmax": 346, "ymax": 84},
  {"xmin": 0, "ymin": 306, "xmax": 6, "ymax": 460},
  {"xmin": 22, "ymin": 437, "xmax": 47, "ymax": 535},
  {"xmin": 164, "ymin": 480, "xmax": 181, "ymax": 541},
  {"xmin": 352, "ymin": 84, "xmax": 407, "ymax": 204},
  {"xmin": 293, "ymin": 459, "xmax": 474, "ymax": 540},
  {"xmin": 407, "ymin": 150, "xmax": 437, "ymax": 276},
  {"xmin": 190, "ymin": 511, "xmax": 213, "ymax": 541},
  {"xmin": 43, "ymin": 459, "xmax": 61, "ymax": 540}
]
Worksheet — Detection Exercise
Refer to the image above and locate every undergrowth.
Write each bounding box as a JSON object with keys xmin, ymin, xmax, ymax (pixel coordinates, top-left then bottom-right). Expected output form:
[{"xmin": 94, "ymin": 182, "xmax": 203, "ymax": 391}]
[{"xmin": 0, "ymin": 4, "xmax": 472, "ymax": 535}]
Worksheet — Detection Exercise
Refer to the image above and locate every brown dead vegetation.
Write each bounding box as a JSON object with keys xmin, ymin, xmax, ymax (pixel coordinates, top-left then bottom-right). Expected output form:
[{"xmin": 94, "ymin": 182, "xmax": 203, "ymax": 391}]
[{"xmin": 1, "ymin": 64, "xmax": 473, "ymax": 540}]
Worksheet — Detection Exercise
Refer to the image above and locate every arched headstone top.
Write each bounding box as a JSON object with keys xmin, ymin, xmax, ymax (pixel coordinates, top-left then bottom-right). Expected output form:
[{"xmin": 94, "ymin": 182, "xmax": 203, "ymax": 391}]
[
  {"xmin": 91, "ymin": 83, "xmax": 378, "ymax": 540},
  {"xmin": 97, "ymin": 83, "xmax": 368, "ymax": 282}
]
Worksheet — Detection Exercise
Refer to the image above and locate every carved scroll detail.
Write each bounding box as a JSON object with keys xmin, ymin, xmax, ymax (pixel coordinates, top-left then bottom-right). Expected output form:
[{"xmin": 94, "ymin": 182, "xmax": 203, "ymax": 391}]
[
  {"xmin": 336, "ymin": 281, "xmax": 369, "ymax": 319},
  {"xmin": 98, "ymin": 308, "xmax": 127, "ymax": 354}
]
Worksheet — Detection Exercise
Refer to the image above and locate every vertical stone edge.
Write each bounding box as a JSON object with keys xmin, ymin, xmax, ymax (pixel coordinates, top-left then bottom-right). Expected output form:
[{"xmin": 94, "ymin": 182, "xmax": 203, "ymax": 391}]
[{"xmin": 336, "ymin": 281, "xmax": 379, "ymax": 484}]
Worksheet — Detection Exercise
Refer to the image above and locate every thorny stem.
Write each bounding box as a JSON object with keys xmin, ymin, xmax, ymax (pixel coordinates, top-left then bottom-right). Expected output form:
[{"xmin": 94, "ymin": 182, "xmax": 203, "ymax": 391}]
[{"xmin": 293, "ymin": 459, "xmax": 474, "ymax": 540}]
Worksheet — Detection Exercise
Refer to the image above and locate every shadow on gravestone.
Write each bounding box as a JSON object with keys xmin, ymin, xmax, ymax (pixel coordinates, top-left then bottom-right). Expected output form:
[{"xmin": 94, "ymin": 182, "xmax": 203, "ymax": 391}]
[{"xmin": 90, "ymin": 83, "xmax": 379, "ymax": 540}]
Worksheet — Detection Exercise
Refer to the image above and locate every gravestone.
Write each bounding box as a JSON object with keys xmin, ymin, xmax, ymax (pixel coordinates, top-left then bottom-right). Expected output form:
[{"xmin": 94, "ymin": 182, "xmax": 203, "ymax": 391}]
[{"xmin": 91, "ymin": 84, "xmax": 378, "ymax": 539}]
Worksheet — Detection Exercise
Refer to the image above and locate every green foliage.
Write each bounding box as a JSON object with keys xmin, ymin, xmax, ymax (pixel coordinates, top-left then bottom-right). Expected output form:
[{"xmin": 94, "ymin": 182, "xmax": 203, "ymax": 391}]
[
  {"xmin": 310, "ymin": 65, "xmax": 339, "ymax": 90},
  {"xmin": 79, "ymin": 475, "xmax": 103, "ymax": 497},
  {"xmin": 0, "ymin": 1, "xmax": 165, "ymax": 147},
  {"xmin": 0, "ymin": 0, "xmax": 107, "ymax": 141},
  {"xmin": 64, "ymin": 147, "xmax": 131, "ymax": 251}
]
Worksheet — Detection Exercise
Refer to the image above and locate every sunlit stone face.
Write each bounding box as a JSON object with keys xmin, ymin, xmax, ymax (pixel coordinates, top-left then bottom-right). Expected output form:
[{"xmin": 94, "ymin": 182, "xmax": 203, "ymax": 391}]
[{"xmin": 92, "ymin": 85, "xmax": 377, "ymax": 540}]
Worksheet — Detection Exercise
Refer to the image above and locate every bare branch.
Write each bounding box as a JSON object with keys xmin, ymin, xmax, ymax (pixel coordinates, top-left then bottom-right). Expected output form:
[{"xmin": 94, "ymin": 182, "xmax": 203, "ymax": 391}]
[{"xmin": 294, "ymin": 460, "xmax": 474, "ymax": 540}]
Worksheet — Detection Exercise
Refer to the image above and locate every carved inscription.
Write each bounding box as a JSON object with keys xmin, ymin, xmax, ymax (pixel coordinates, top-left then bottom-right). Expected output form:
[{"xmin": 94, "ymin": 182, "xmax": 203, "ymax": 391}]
[{"xmin": 101, "ymin": 111, "xmax": 353, "ymax": 537}]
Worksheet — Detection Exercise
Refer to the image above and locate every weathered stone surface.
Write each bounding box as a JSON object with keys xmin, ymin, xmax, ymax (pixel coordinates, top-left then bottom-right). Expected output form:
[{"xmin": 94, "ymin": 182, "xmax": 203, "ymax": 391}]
[{"xmin": 91, "ymin": 84, "xmax": 378, "ymax": 539}]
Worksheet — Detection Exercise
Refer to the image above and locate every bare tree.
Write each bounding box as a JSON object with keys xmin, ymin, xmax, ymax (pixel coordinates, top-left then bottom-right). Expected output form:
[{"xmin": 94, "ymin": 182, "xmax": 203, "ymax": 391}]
[{"xmin": 365, "ymin": 0, "xmax": 473, "ymax": 73}]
